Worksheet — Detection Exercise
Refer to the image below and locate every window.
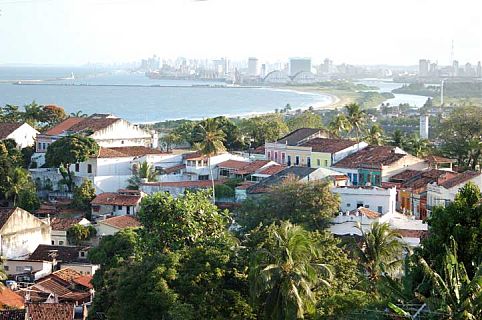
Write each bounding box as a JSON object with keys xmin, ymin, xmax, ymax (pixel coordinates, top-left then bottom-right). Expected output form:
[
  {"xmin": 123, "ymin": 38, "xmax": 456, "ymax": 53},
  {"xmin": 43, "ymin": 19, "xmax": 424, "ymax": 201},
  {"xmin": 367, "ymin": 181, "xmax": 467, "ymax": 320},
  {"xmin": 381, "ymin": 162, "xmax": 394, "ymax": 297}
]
[
  {"xmin": 16, "ymin": 266, "xmax": 23, "ymax": 272},
  {"xmin": 274, "ymin": 152, "xmax": 278, "ymax": 161},
  {"xmin": 353, "ymin": 174, "xmax": 358, "ymax": 185},
  {"xmin": 127, "ymin": 206, "xmax": 131, "ymax": 215},
  {"xmin": 80, "ymin": 251, "xmax": 86, "ymax": 257},
  {"xmin": 87, "ymin": 164, "xmax": 92, "ymax": 174},
  {"xmin": 3, "ymin": 266, "xmax": 8, "ymax": 271},
  {"xmin": 317, "ymin": 159, "xmax": 321, "ymax": 166},
  {"xmin": 374, "ymin": 175, "xmax": 381, "ymax": 186},
  {"xmin": 324, "ymin": 160, "xmax": 328, "ymax": 167},
  {"xmin": 281, "ymin": 153, "xmax": 285, "ymax": 163},
  {"xmin": 267, "ymin": 151, "xmax": 271, "ymax": 160},
  {"xmin": 346, "ymin": 203, "xmax": 351, "ymax": 207},
  {"xmin": 295, "ymin": 156, "xmax": 300, "ymax": 166},
  {"xmin": 219, "ymin": 168, "xmax": 230, "ymax": 177},
  {"xmin": 364, "ymin": 205, "xmax": 370, "ymax": 208},
  {"xmin": 287, "ymin": 155, "xmax": 291, "ymax": 166},
  {"xmin": 75, "ymin": 163, "xmax": 80, "ymax": 172},
  {"xmin": 307, "ymin": 157, "xmax": 311, "ymax": 167},
  {"xmin": 118, "ymin": 205, "xmax": 123, "ymax": 210},
  {"xmin": 51, "ymin": 240, "xmax": 55, "ymax": 245},
  {"xmin": 198, "ymin": 175, "xmax": 209, "ymax": 181},
  {"xmin": 37, "ymin": 142, "xmax": 42, "ymax": 150},
  {"xmin": 356, "ymin": 201, "xmax": 364, "ymax": 208},
  {"xmin": 377, "ymin": 206, "xmax": 383, "ymax": 214},
  {"xmin": 59, "ymin": 241, "xmax": 64, "ymax": 245}
]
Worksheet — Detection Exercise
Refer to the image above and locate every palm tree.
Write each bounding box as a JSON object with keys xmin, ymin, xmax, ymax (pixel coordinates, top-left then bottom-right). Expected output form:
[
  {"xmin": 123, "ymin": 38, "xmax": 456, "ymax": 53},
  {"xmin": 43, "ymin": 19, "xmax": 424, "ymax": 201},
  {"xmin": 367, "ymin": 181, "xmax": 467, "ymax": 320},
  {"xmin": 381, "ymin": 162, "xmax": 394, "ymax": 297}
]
[
  {"xmin": 6, "ymin": 168, "xmax": 32, "ymax": 206},
  {"xmin": 406, "ymin": 134, "xmax": 430, "ymax": 157},
  {"xmin": 195, "ymin": 118, "xmax": 226, "ymax": 203},
  {"xmin": 418, "ymin": 238, "xmax": 482, "ymax": 319},
  {"xmin": 328, "ymin": 114, "xmax": 352, "ymax": 138},
  {"xmin": 390, "ymin": 129, "xmax": 406, "ymax": 148},
  {"xmin": 70, "ymin": 110, "xmax": 88, "ymax": 117},
  {"xmin": 364, "ymin": 124, "xmax": 385, "ymax": 146},
  {"xmin": 127, "ymin": 161, "xmax": 157, "ymax": 190},
  {"xmin": 344, "ymin": 103, "xmax": 366, "ymax": 142},
  {"xmin": 353, "ymin": 222, "xmax": 404, "ymax": 282},
  {"xmin": 250, "ymin": 222, "xmax": 332, "ymax": 319}
]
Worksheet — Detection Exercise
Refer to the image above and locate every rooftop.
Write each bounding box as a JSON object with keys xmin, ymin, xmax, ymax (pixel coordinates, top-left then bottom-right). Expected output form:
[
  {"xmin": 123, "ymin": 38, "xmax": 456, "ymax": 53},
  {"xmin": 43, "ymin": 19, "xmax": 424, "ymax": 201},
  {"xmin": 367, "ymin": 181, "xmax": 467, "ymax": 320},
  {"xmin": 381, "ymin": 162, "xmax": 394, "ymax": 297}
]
[
  {"xmin": 217, "ymin": 159, "xmax": 250, "ymax": 170},
  {"xmin": 425, "ymin": 155, "xmax": 455, "ymax": 164},
  {"xmin": 26, "ymin": 303, "xmax": 75, "ymax": 320},
  {"xmin": 50, "ymin": 217, "xmax": 83, "ymax": 231},
  {"xmin": 67, "ymin": 115, "xmax": 119, "ymax": 133},
  {"xmin": 29, "ymin": 245, "xmax": 90, "ymax": 263},
  {"xmin": 91, "ymin": 192, "xmax": 142, "ymax": 206},
  {"xmin": 0, "ymin": 208, "xmax": 15, "ymax": 229},
  {"xmin": 0, "ymin": 287, "xmax": 25, "ymax": 309},
  {"xmin": 97, "ymin": 146, "xmax": 167, "ymax": 158},
  {"xmin": 389, "ymin": 169, "xmax": 421, "ymax": 182},
  {"xmin": 333, "ymin": 146, "xmax": 406, "ymax": 169},
  {"xmin": 349, "ymin": 207, "xmax": 381, "ymax": 219},
  {"xmin": 142, "ymin": 180, "xmax": 222, "ymax": 188},
  {"xmin": 300, "ymin": 138, "xmax": 357, "ymax": 153},
  {"xmin": 256, "ymin": 164, "xmax": 285, "ymax": 176},
  {"xmin": 0, "ymin": 122, "xmax": 23, "ymax": 139},
  {"xmin": 43, "ymin": 117, "xmax": 84, "ymax": 136},
  {"xmin": 439, "ymin": 171, "xmax": 480, "ymax": 189},
  {"xmin": 98, "ymin": 215, "xmax": 141, "ymax": 230},
  {"xmin": 247, "ymin": 166, "xmax": 317, "ymax": 194},
  {"xmin": 235, "ymin": 160, "xmax": 272, "ymax": 175},
  {"xmin": 275, "ymin": 128, "xmax": 323, "ymax": 146}
]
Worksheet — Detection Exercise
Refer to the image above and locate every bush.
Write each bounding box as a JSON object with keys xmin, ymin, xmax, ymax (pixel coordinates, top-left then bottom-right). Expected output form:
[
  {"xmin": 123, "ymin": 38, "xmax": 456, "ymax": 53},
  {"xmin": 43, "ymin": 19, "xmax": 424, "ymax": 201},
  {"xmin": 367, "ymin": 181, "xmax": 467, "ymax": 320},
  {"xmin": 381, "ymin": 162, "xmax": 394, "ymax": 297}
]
[{"xmin": 214, "ymin": 184, "xmax": 234, "ymax": 198}]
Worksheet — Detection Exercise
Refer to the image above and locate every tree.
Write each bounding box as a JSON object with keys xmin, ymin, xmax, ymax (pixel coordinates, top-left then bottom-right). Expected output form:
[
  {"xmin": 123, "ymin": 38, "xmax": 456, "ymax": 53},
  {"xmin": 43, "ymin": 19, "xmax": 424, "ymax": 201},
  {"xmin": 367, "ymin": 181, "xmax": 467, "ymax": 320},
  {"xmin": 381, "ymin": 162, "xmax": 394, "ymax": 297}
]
[
  {"xmin": 138, "ymin": 190, "xmax": 229, "ymax": 252},
  {"xmin": 45, "ymin": 135, "xmax": 99, "ymax": 192},
  {"xmin": 72, "ymin": 179, "xmax": 96, "ymax": 214},
  {"xmin": 17, "ymin": 189, "xmax": 40, "ymax": 212},
  {"xmin": 364, "ymin": 124, "xmax": 384, "ymax": 146},
  {"xmin": 419, "ymin": 182, "xmax": 482, "ymax": 277},
  {"xmin": 439, "ymin": 105, "xmax": 482, "ymax": 170},
  {"xmin": 351, "ymin": 222, "xmax": 404, "ymax": 282},
  {"xmin": 390, "ymin": 129, "xmax": 407, "ymax": 149},
  {"xmin": 249, "ymin": 221, "xmax": 332, "ymax": 319},
  {"xmin": 67, "ymin": 224, "xmax": 97, "ymax": 245},
  {"xmin": 417, "ymin": 239, "xmax": 482, "ymax": 319},
  {"xmin": 195, "ymin": 118, "xmax": 226, "ymax": 202},
  {"xmin": 287, "ymin": 111, "xmax": 323, "ymax": 131},
  {"xmin": 41, "ymin": 105, "xmax": 67, "ymax": 128},
  {"xmin": 70, "ymin": 110, "xmax": 88, "ymax": 117},
  {"xmin": 239, "ymin": 114, "xmax": 289, "ymax": 147},
  {"xmin": 328, "ymin": 114, "xmax": 352, "ymax": 138},
  {"xmin": 405, "ymin": 134, "xmax": 430, "ymax": 157},
  {"xmin": 5, "ymin": 167, "xmax": 34, "ymax": 206},
  {"xmin": 345, "ymin": 103, "xmax": 366, "ymax": 142},
  {"xmin": 127, "ymin": 161, "xmax": 157, "ymax": 190},
  {"xmin": 237, "ymin": 179, "xmax": 340, "ymax": 231}
]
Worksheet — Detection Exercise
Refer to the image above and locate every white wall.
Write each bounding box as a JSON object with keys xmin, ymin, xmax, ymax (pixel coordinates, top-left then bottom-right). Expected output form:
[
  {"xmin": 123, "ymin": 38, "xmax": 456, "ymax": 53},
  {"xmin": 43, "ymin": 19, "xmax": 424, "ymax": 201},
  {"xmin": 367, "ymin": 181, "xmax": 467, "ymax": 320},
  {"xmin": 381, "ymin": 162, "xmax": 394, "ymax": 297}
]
[
  {"xmin": 427, "ymin": 174, "xmax": 482, "ymax": 210},
  {"xmin": 332, "ymin": 142, "xmax": 368, "ymax": 164},
  {"xmin": 333, "ymin": 186, "xmax": 397, "ymax": 215},
  {"xmin": 3, "ymin": 259, "xmax": 52, "ymax": 280},
  {"xmin": 90, "ymin": 119, "xmax": 154, "ymax": 148},
  {"xmin": 6, "ymin": 123, "xmax": 39, "ymax": 149},
  {"xmin": 62, "ymin": 263, "xmax": 100, "ymax": 276}
]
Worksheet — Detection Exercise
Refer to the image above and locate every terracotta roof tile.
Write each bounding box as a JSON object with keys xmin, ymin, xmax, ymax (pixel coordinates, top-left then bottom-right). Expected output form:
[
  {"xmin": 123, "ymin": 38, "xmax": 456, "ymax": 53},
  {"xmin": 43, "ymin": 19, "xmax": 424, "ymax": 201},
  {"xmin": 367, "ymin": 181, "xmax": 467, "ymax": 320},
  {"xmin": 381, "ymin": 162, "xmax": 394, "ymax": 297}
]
[
  {"xmin": 43, "ymin": 117, "xmax": 84, "ymax": 136},
  {"xmin": 276, "ymin": 128, "xmax": 325, "ymax": 145},
  {"xmin": 235, "ymin": 181, "xmax": 256, "ymax": 190},
  {"xmin": 99, "ymin": 215, "xmax": 141, "ymax": 229},
  {"xmin": 29, "ymin": 245, "xmax": 89, "ymax": 263},
  {"xmin": 67, "ymin": 116, "xmax": 119, "ymax": 133},
  {"xmin": 0, "ymin": 122, "xmax": 23, "ymax": 139},
  {"xmin": 0, "ymin": 208, "xmax": 15, "ymax": 229},
  {"xmin": 234, "ymin": 160, "xmax": 272, "ymax": 175},
  {"xmin": 439, "ymin": 171, "xmax": 481, "ymax": 189},
  {"xmin": 51, "ymin": 268, "xmax": 82, "ymax": 283},
  {"xmin": 390, "ymin": 169, "xmax": 421, "ymax": 182},
  {"xmin": 425, "ymin": 155, "xmax": 455, "ymax": 164},
  {"xmin": 162, "ymin": 164, "xmax": 185, "ymax": 174},
  {"xmin": 91, "ymin": 192, "xmax": 142, "ymax": 206},
  {"xmin": 0, "ymin": 287, "xmax": 25, "ymax": 309},
  {"xmin": 97, "ymin": 146, "xmax": 167, "ymax": 158},
  {"xmin": 252, "ymin": 145, "xmax": 265, "ymax": 154},
  {"xmin": 394, "ymin": 229, "xmax": 428, "ymax": 238},
  {"xmin": 256, "ymin": 164, "xmax": 285, "ymax": 175},
  {"xmin": 0, "ymin": 309, "xmax": 26, "ymax": 319},
  {"xmin": 32, "ymin": 278, "xmax": 71, "ymax": 296},
  {"xmin": 72, "ymin": 275, "xmax": 93, "ymax": 289},
  {"xmin": 142, "ymin": 180, "xmax": 222, "ymax": 188},
  {"xmin": 217, "ymin": 160, "xmax": 249, "ymax": 170},
  {"xmin": 333, "ymin": 146, "xmax": 406, "ymax": 169},
  {"xmin": 300, "ymin": 138, "xmax": 357, "ymax": 153},
  {"xmin": 50, "ymin": 218, "xmax": 83, "ymax": 231},
  {"xmin": 349, "ymin": 207, "xmax": 381, "ymax": 219},
  {"xmin": 26, "ymin": 303, "xmax": 74, "ymax": 320}
]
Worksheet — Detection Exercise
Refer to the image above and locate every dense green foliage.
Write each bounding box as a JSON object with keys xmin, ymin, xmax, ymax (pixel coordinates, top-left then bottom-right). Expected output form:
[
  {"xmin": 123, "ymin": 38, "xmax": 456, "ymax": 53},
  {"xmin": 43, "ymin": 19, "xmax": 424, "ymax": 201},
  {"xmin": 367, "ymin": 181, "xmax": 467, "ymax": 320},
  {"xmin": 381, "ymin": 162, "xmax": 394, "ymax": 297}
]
[
  {"xmin": 45, "ymin": 135, "xmax": 99, "ymax": 192},
  {"xmin": 0, "ymin": 102, "xmax": 67, "ymax": 130},
  {"xmin": 72, "ymin": 179, "xmax": 96, "ymax": 213},
  {"xmin": 67, "ymin": 224, "xmax": 97, "ymax": 245},
  {"xmin": 127, "ymin": 161, "xmax": 158, "ymax": 190}
]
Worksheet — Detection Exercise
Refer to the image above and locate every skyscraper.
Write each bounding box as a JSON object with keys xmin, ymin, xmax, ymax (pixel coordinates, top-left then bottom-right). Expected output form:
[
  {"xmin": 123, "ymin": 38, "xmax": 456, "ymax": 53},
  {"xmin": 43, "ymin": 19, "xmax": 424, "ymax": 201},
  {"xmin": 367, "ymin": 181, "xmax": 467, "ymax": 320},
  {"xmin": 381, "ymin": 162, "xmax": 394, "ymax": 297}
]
[
  {"xmin": 289, "ymin": 58, "xmax": 311, "ymax": 77},
  {"xmin": 419, "ymin": 59, "xmax": 429, "ymax": 76},
  {"xmin": 247, "ymin": 57, "xmax": 259, "ymax": 76},
  {"xmin": 420, "ymin": 115, "xmax": 429, "ymax": 140}
]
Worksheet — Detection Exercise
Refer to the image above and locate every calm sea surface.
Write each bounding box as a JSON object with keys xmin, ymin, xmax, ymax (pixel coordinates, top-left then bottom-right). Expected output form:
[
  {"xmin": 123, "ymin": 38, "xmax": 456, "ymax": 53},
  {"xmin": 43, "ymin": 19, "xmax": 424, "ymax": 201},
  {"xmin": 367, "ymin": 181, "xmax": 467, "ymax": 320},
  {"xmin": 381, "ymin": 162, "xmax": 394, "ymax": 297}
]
[{"xmin": 0, "ymin": 67, "xmax": 334, "ymax": 123}]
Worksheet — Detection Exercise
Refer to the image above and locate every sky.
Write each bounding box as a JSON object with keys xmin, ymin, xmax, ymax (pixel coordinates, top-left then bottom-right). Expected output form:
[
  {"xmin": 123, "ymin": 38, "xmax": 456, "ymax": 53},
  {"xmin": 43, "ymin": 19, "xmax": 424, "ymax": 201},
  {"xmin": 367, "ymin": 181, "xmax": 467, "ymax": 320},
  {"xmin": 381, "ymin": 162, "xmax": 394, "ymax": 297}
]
[{"xmin": 0, "ymin": 0, "xmax": 480, "ymax": 66}]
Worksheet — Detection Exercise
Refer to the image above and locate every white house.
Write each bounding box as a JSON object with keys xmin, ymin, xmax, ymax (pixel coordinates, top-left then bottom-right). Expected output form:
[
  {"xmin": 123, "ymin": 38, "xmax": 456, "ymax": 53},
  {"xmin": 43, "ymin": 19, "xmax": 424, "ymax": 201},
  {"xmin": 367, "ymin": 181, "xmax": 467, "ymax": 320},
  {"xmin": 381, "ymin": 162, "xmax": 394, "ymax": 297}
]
[
  {"xmin": 0, "ymin": 207, "xmax": 51, "ymax": 259},
  {"xmin": 96, "ymin": 215, "xmax": 141, "ymax": 237},
  {"xmin": 332, "ymin": 186, "xmax": 397, "ymax": 215},
  {"xmin": 32, "ymin": 113, "xmax": 158, "ymax": 167},
  {"xmin": 140, "ymin": 180, "xmax": 222, "ymax": 198},
  {"xmin": 0, "ymin": 122, "xmax": 39, "ymax": 148},
  {"xmin": 91, "ymin": 189, "xmax": 145, "ymax": 217},
  {"xmin": 50, "ymin": 217, "xmax": 91, "ymax": 246},
  {"xmin": 3, "ymin": 259, "xmax": 53, "ymax": 281},
  {"xmin": 183, "ymin": 151, "xmax": 247, "ymax": 181},
  {"xmin": 427, "ymin": 171, "xmax": 482, "ymax": 213}
]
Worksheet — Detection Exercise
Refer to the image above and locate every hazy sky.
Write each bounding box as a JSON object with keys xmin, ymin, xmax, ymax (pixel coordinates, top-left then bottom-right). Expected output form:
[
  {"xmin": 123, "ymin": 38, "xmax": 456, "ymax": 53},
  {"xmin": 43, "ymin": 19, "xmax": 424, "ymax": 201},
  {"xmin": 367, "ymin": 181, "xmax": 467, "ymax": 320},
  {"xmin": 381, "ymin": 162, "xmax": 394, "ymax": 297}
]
[{"xmin": 0, "ymin": 0, "xmax": 480, "ymax": 65}]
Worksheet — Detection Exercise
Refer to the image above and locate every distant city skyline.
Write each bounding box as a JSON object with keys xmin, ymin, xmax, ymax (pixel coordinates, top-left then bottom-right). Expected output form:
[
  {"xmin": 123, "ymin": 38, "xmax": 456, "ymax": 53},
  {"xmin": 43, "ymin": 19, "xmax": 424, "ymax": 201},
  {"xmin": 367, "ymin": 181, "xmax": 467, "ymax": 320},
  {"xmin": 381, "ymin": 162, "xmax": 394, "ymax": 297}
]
[{"xmin": 0, "ymin": 0, "xmax": 480, "ymax": 66}]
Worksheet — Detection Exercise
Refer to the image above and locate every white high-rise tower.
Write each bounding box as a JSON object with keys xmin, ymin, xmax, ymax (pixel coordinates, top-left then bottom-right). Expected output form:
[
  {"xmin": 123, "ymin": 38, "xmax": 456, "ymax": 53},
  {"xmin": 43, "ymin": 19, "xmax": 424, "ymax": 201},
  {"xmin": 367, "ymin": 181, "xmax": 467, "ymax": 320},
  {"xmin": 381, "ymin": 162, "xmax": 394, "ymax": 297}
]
[{"xmin": 420, "ymin": 115, "xmax": 429, "ymax": 140}]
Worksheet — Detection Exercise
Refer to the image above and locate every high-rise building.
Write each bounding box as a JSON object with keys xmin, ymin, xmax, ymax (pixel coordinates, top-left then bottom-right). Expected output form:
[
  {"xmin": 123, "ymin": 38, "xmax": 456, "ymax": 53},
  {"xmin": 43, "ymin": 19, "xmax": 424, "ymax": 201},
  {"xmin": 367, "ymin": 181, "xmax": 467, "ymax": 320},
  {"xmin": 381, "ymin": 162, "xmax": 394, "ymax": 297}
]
[
  {"xmin": 420, "ymin": 115, "xmax": 429, "ymax": 139},
  {"xmin": 260, "ymin": 64, "xmax": 267, "ymax": 78},
  {"xmin": 419, "ymin": 59, "xmax": 430, "ymax": 76},
  {"xmin": 289, "ymin": 58, "xmax": 311, "ymax": 77},
  {"xmin": 452, "ymin": 60, "xmax": 459, "ymax": 77},
  {"xmin": 247, "ymin": 57, "xmax": 259, "ymax": 76},
  {"xmin": 477, "ymin": 61, "xmax": 482, "ymax": 78}
]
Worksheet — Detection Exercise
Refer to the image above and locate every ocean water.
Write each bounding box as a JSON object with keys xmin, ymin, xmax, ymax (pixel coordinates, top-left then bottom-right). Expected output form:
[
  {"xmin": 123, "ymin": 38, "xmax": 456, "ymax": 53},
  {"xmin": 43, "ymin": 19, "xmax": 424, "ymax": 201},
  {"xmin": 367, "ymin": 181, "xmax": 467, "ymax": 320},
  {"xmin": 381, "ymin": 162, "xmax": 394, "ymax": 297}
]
[{"xmin": 0, "ymin": 67, "xmax": 334, "ymax": 123}]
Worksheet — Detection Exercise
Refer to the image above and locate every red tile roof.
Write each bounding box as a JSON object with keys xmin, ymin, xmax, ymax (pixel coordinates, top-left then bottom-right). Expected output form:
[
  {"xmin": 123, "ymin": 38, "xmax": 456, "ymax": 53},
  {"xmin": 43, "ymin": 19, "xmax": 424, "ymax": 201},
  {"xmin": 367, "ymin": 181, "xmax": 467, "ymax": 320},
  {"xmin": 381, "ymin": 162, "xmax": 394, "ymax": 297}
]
[
  {"xmin": 217, "ymin": 160, "xmax": 250, "ymax": 170},
  {"xmin": 67, "ymin": 116, "xmax": 119, "ymax": 133},
  {"xmin": 0, "ymin": 208, "xmax": 15, "ymax": 229},
  {"xmin": 256, "ymin": 164, "xmax": 285, "ymax": 175},
  {"xmin": 43, "ymin": 117, "xmax": 84, "ymax": 136},
  {"xmin": 50, "ymin": 217, "xmax": 83, "ymax": 231},
  {"xmin": 72, "ymin": 275, "xmax": 93, "ymax": 289},
  {"xmin": 33, "ymin": 278, "xmax": 71, "ymax": 296},
  {"xmin": 349, "ymin": 207, "xmax": 381, "ymax": 219},
  {"xmin": 162, "ymin": 164, "xmax": 185, "ymax": 174},
  {"xmin": 235, "ymin": 160, "xmax": 272, "ymax": 175},
  {"xmin": 394, "ymin": 229, "xmax": 428, "ymax": 238},
  {"xmin": 275, "ymin": 128, "xmax": 325, "ymax": 145},
  {"xmin": 235, "ymin": 181, "xmax": 256, "ymax": 190},
  {"xmin": 390, "ymin": 169, "xmax": 421, "ymax": 182},
  {"xmin": 26, "ymin": 303, "xmax": 74, "ymax": 320},
  {"xmin": 142, "ymin": 180, "xmax": 222, "ymax": 188},
  {"xmin": 51, "ymin": 268, "xmax": 82, "ymax": 283},
  {"xmin": 29, "ymin": 245, "xmax": 89, "ymax": 263},
  {"xmin": 91, "ymin": 192, "xmax": 142, "ymax": 206},
  {"xmin": 0, "ymin": 287, "xmax": 25, "ymax": 309},
  {"xmin": 183, "ymin": 151, "xmax": 205, "ymax": 160},
  {"xmin": 99, "ymin": 215, "xmax": 141, "ymax": 229},
  {"xmin": 97, "ymin": 146, "xmax": 167, "ymax": 158},
  {"xmin": 333, "ymin": 146, "xmax": 406, "ymax": 169},
  {"xmin": 439, "ymin": 171, "xmax": 480, "ymax": 189},
  {"xmin": 300, "ymin": 138, "xmax": 357, "ymax": 153},
  {"xmin": 425, "ymin": 155, "xmax": 455, "ymax": 164},
  {"xmin": 0, "ymin": 122, "xmax": 23, "ymax": 139},
  {"xmin": 252, "ymin": 145, "xmax": 265, "ymax": 154}
]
